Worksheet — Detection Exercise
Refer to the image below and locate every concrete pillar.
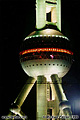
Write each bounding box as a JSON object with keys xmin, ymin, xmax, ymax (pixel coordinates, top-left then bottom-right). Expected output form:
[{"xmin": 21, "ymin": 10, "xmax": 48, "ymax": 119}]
[
  {"xmin": 51, "ymin": 7, "xmax": 57, "ymax": 25},
  {"xmin": 36, "ymin": 76, "xmax": 47, "ymax": 120},
  {"xmin": 14, "ymin": 77, "xmax": 36, "ymax": 107},
  {"xmin": 57, "ymin": 0, "xmax": 61, "ymax": 31},
  {"xmin": 47, "ymin": 82, "xmax": 50, "ymax": 101},
  {"xmin": 36, "ymin": 0, "xmax": 46, "ymax": 29}
]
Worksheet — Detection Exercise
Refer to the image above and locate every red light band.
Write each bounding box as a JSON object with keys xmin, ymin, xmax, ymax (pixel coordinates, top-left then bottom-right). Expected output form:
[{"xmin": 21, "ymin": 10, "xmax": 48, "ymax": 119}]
[{"xmin": 19, "ymin": 48, "xmax": 73, "ymax": 55}]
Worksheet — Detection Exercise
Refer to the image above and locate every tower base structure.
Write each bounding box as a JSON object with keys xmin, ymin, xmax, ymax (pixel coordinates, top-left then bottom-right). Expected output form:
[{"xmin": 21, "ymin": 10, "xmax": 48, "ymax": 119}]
[
  {"xmin": 36, "ymin": 74, "xmax": 72, "ymax": 120},
  {"xmin": 8, "ymin": 75, "xmax": 72, "ymax": 120}
]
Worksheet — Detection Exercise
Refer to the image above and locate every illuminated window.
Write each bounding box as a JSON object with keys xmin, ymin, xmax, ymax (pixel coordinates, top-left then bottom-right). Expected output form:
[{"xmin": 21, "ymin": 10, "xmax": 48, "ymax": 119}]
[
  {"xmin": 20, "ymin": 48, "xmax": 73, "ymax": 62},
  {"xmin": 21, "ymin": 48, "xmax": 71, "ymax": 55}
]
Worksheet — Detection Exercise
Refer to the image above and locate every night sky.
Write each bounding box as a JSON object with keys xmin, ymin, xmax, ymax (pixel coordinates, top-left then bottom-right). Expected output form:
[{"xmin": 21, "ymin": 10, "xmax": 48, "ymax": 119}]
[{"xmin": 0, "ymin": 0, "xmax": 80, "ymax": 120}]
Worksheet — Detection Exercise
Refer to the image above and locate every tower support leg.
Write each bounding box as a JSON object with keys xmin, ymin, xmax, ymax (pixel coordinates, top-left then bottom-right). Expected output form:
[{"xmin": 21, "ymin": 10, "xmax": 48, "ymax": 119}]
[
  {"xmin": 36, "ymin": 76, "xmax": 47, "ymax": 120},
  {"xmin": 14, "ymin": 77, "xmax": 36, "ymax": 107},
  {"xmin": 51, "ymin": 74, "xmax": 67, "ymax": 102},
  {"xmin": 6, "ymin": 77, "xmax": 36, "ymax": 120},
  {"xmin": 51, "ymin": 74, "xmax": 72, "ymax": 119}
]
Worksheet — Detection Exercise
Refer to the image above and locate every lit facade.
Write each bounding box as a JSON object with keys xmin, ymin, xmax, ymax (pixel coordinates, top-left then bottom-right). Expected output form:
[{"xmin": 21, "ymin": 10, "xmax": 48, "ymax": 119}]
[{"xmin": 8, "ymin": 0, "xmax": 73, "ymax": 120}]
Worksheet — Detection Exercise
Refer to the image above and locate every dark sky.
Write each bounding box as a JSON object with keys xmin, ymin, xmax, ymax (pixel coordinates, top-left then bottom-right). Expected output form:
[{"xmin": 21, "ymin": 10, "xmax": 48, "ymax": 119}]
[{"xmin": 0, "ymin": 0, "xmax": 80, "ymax": 120}]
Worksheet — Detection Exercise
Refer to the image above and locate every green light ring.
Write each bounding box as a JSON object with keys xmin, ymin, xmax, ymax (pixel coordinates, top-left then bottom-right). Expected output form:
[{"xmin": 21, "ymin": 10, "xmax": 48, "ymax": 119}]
[{"xmin": 24, "ymin": 35, "xmax": 69, "ymax": 41}]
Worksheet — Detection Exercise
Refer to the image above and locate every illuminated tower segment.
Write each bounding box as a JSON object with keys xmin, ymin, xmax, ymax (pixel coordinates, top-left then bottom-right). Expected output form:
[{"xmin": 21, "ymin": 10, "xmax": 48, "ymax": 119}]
[
  {"xmin": 36, "ymin": 0, "xmax": 61, "ymax": 30},
  {"xmin": 8, "ymin": 0, "xmax": 73, "ymax": 120},
  {"xmin": 36, "ymin": 0, "xmax": 46, "ymax": 29}
]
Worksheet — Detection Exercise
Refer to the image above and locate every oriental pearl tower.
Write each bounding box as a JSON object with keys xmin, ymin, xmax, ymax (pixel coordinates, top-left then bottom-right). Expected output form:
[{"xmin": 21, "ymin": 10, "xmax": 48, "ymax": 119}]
[{"xmin": 8, "ymin": 0, "xmax": 74, "ymax": 120}]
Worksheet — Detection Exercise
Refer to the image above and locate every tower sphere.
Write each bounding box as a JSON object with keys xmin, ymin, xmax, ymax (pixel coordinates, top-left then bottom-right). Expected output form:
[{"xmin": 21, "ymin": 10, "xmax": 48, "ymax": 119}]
[{"xmin": 19, "ymin": 28, "xmax": 73, "ymax": 78}]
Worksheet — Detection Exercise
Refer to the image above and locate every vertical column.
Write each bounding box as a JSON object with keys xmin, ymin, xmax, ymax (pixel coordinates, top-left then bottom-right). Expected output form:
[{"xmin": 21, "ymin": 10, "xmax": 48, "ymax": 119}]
[
  {"xmin": 36, "ymin": 0, "xmax": 46, "ymax": 29},
  {"xmin": 57, "ymin": 0, "xmax": 61, "ymax": 31},
  {"xmin": 47, "ymin": 82, "xmax": 50, "ymax": 101},
  {"xmin": 50, "ymin": 79, "xmax": 59, "ymax": 119},
  {"xmin": 51, "ymin": 7, "xmax": 57, "ymax": 25},
  {"xmin": 37, "ymin": 76, "xmax": 47, "ymax": 120},
  {"xmin": 50, "ymin": 82, "xmax": 56, "ymax": 101},
  {"xmin": 47, "ymin": 83, "xmax": 50, "ymax": 120}
]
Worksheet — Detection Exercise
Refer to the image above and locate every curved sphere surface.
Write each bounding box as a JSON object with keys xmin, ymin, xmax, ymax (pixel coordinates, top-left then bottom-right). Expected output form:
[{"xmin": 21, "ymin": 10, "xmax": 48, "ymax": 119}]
[
  {"xmin": 21, "ymin": 59, "xmax": 71, "ymax": 78},
  {"xmin": 19, "ymin": 28, "xmax": 73, "ymax": 78},
  {"xmin": 27, "ymin": 28, "xmax": 63, "ymax": 37}
]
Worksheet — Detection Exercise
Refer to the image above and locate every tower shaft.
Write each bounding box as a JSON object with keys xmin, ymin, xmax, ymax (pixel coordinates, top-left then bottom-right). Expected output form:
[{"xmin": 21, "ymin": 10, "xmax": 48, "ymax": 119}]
[
  {"xmin": 36, "ymin": 0, "xmax": 46, "ymax": 29},
  {"xmin": 37, "ymin": 76, "xmax": 47, "ymax": 120},
  {"xmin": 36, "ymin": 0, "xmax": 61, "ymax": 31}
]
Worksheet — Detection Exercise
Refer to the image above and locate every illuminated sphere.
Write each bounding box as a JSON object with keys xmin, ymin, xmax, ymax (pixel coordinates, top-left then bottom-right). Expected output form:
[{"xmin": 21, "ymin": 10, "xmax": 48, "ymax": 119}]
[{"xmin": 19, "ymin": 28, "xmax": 73, "ymax": 78}]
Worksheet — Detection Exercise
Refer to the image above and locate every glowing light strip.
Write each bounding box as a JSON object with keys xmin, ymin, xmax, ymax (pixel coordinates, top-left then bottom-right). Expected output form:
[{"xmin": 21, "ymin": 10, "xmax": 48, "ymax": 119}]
[
  {"xmin": 19, "ymin": 48, "xmax": 73, "ymax": 55},
  {"xmin": 24, "ymin": 35, "xmax": 69, "ymax": 41}
]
